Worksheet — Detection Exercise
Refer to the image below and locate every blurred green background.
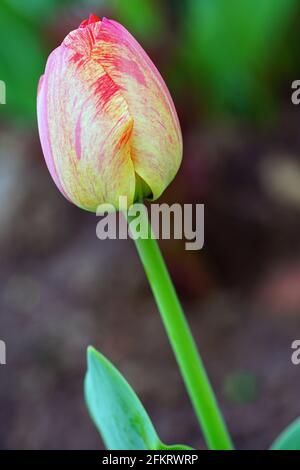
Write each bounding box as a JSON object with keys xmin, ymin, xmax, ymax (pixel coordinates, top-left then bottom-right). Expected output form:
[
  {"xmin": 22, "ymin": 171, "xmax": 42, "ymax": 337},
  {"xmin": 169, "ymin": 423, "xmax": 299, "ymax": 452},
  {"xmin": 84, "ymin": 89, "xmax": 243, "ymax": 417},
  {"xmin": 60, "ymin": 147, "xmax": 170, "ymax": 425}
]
[{"xmin": 1, "ymin": 0, "xmax": 300, "ymax": 450}]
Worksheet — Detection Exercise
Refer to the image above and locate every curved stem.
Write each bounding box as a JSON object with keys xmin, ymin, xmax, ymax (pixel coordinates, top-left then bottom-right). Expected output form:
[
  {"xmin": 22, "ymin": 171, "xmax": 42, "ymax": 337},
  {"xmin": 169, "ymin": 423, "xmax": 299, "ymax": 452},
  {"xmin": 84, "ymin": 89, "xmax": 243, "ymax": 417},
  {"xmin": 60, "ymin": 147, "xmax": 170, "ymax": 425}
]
[{"xmin": 126, "ymin": 207, "xmax": 233, "ymax": 450}]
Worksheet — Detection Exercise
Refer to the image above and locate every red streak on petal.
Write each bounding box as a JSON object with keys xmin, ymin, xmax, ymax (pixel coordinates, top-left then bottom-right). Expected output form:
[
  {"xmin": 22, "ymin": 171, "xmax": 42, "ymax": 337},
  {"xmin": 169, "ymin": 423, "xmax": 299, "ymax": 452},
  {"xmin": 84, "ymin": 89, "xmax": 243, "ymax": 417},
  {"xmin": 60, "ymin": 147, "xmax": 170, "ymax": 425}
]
[
  {"xmin": 94, "ymin": 74, "xmax": 120, "ymax": 108},
  {"xmin": 114, "ymin": 57, "xmax": 146, "ymax": 86},
  {"xmin": 70, "ymin": 51, "xmax": 83, "ymax": 64},
  {"xmin": 79, "ymin": 19, "xmax": 89, "ymax": 28},
  {"xmin": 116, "ymin": 121, "xmax": 133, "ymax": 150},
  {"xmin": 95, "ymin": 29, "xmax": 119, "ymax": 44},
  {"xmin": 79, "ymin": 13, "xmax": 101, "ymax": 28},
  {"xmin": 88, "ymin": 13, "xmax": 101, "ymax": 23}
]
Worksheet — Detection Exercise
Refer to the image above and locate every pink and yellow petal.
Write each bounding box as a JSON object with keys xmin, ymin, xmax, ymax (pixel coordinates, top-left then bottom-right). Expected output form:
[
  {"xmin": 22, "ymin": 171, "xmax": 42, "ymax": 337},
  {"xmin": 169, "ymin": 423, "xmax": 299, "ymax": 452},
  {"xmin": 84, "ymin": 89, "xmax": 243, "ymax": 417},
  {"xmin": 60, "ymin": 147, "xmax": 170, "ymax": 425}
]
[
  {"xmin": 94, "ymin": 18, "xmax": 183, "ymax": 200},
  {"xmin": 38, "ymin": 23, "xmax": 136, "ymax": 211}
]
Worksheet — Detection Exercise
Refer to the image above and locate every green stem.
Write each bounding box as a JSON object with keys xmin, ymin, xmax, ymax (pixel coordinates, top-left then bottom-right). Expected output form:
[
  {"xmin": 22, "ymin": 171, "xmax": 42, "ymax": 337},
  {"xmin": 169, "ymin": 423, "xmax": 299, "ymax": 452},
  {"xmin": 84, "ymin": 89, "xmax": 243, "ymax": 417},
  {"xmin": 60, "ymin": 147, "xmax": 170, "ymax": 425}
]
[{"xmin": 126, "ymin": 207, "xmax": 233, "ymax": 450}]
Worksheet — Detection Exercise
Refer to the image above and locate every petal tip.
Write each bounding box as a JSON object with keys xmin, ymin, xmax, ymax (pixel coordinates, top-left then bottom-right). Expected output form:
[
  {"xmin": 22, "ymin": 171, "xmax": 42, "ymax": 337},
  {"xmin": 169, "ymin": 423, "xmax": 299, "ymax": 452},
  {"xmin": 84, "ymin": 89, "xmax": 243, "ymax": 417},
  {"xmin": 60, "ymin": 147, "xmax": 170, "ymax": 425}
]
[{"xmin": 79, "ymin": 13, "xmax": 101, "ymax": 29}]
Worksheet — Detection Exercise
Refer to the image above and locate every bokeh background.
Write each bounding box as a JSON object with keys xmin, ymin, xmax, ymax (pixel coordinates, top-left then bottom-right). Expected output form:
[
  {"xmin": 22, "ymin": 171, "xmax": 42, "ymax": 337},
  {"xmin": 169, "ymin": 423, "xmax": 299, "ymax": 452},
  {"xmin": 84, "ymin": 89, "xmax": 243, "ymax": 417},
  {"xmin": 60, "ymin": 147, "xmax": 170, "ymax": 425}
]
[{"xmin": 1, "ymin": 0, "xmax": 300, "ymax": 450}]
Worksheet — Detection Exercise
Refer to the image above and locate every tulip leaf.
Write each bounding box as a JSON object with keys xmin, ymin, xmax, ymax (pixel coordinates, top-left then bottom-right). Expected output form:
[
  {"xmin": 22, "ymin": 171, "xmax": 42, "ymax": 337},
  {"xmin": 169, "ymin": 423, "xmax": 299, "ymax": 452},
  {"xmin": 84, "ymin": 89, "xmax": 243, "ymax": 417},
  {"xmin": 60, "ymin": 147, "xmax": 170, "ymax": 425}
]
[
  {"xmin": 159, "ymin": 444, "xmax": 194, "ymax": 451},
  {"xmin": 85, "ymin": 346, "xmax": 193, "ymax": 450},
  {"xmin": 271, "ymin": 417, "xmax": 300, "ymax": 450}
]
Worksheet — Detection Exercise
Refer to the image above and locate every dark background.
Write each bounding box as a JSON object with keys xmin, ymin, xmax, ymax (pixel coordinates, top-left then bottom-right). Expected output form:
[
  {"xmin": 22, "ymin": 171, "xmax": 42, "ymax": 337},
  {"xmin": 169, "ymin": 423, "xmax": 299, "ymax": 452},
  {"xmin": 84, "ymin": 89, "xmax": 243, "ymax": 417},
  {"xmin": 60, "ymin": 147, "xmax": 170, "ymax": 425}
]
[{"xmin": 1, "ymin": 0, "xmax": 300, "ymax": 450}]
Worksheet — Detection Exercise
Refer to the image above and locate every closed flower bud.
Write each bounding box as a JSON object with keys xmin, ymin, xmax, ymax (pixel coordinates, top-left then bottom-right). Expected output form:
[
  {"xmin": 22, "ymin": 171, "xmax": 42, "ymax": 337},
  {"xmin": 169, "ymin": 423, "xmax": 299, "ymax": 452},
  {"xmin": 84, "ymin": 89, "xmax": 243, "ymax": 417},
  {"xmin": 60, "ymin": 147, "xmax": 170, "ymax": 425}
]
[{"xmin": 37, "ymin": 14, "xmax": 182, "ymax": 212}]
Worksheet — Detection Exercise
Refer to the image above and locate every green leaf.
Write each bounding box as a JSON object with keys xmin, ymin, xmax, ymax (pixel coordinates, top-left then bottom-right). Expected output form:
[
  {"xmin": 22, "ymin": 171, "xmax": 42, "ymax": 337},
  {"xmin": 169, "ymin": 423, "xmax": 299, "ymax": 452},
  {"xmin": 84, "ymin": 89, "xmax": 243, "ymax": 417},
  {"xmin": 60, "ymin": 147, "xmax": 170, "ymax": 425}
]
[
  {"xmin": 271, "ymin": 417, "xmax": 300, "ymax": 450},
  {"xmin": 85, "ymin": 346, "xmax": 193, "ymax": 450},
  {"xmin": 159, "ymin": 444, "xmax": 194, "ymax": 451}
]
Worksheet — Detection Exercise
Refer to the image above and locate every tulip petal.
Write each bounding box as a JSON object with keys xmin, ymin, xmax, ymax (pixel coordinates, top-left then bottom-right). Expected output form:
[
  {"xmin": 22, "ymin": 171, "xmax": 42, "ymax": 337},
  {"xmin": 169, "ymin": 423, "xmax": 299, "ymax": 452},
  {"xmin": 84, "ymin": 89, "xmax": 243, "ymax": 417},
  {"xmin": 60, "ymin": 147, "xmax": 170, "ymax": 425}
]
[
  {"xmin": 94, "ymin": 18, "xmax": 183, "ymax": 200},
  {"xmin": 38, "ymin": 21, "xmax": 136, "ymax": 212},
  {"xmin": 37, "ymin": 17, "xmax": 182, "ymax": 210},
  {"xmin": 37, "ymin": 72, "xmax": 71, "ymax": 201}
]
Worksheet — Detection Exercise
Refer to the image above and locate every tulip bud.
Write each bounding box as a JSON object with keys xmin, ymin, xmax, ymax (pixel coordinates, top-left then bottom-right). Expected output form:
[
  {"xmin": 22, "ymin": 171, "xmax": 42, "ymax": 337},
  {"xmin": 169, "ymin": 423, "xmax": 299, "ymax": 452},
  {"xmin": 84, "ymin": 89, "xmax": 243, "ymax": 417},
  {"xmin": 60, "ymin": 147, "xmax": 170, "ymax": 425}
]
[{"xmin": 37, "ymin": 14, "xmax": 182, "ymax": 212}]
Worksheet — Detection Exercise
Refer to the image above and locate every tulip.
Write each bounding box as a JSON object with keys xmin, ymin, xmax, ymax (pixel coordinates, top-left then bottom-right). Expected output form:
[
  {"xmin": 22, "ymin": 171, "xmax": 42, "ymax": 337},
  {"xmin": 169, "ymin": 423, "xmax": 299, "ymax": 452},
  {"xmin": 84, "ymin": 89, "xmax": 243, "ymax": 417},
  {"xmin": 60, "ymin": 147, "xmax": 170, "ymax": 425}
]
[{"xmin": 37, "ymin": 14, "xmax": 182, "ymax": 212}]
